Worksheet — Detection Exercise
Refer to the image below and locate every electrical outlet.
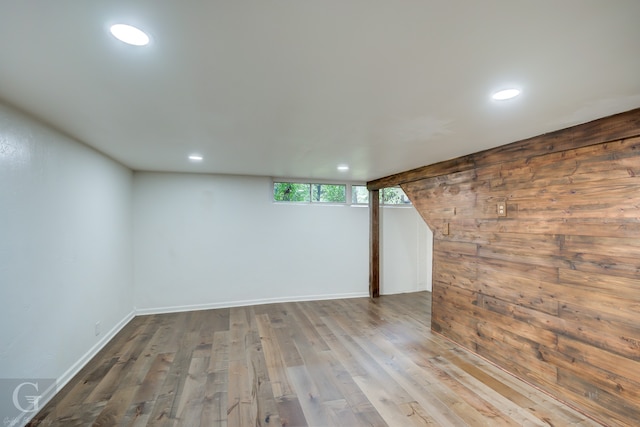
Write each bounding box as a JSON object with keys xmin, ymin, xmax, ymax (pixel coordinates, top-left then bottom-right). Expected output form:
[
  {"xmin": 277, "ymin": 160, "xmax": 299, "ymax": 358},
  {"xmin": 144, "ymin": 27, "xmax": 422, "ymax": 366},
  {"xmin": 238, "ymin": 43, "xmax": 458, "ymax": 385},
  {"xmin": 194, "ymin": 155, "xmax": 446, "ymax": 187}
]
[
  {"xmin": 497, "ymin": 200, "xmax": 507, "ymax": 217},
  {"xmin": 443, "ymin": 222, "xmax": 449, "ymax": 235},
  {"xmin": 95, "ymin": 321, "xmax": 101, "ymax": 336}
]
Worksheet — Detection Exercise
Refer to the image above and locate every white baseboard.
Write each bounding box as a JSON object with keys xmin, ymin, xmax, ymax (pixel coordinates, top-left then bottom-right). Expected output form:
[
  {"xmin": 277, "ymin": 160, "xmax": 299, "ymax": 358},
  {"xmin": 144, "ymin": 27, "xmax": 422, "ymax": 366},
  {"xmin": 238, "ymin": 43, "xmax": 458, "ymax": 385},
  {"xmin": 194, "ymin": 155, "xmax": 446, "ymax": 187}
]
[
  {"xmin": 135, "ymin": 292, "xmax": 369, "ymax": 316},
  {"xmin": 21, "ymin": 310, "xmax": 135, "ymax": 427},
  {"xmin": 380, "ymin": 287, "xmax": 430, "ymax": 296},
  {"xmin": 57, "ymin": 309, "xmax": 135, "ymax": 387}
]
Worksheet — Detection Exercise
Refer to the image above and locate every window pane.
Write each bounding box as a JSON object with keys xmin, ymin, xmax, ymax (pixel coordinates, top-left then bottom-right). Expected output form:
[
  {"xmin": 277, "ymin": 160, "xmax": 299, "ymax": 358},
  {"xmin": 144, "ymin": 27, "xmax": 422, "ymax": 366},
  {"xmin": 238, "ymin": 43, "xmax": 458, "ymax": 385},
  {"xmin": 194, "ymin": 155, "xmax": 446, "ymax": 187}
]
[
  {"xmin": 352, "ymin": 185, "xmax": 369, "ymax": 204},
  {"xmin": 381, "ymin": 187, "xmax": 411, "ymax": 205},
  {"xmin": 311, "ymin": 184, "xmax": 346, "ymax": 203},
  {"xmin": 273, "ymin": 182, "xmax": 310, "ymax": 202}
]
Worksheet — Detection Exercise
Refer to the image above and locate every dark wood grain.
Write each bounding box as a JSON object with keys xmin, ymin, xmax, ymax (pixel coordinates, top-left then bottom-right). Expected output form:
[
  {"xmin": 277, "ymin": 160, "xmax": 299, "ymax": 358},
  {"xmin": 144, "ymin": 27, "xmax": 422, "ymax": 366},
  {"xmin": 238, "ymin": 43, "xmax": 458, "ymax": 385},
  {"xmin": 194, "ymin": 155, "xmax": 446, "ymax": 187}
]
[
  {"xmin": 29, "ymin": 293, "xmax": 602, "ymax": 426},
  {"xmin": 369, "ymin": 189, "xmax": 380, "ymax": 298},
  {"xmin": 380, "ymin": 108, "xmax": 640, "ymax": 426}
]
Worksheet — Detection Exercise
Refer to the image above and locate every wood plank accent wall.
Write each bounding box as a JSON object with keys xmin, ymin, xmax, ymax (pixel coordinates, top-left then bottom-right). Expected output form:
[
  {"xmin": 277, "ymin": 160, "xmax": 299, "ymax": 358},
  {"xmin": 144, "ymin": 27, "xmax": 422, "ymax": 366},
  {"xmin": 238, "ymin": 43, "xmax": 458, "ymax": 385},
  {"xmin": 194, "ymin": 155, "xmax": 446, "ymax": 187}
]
[{"xmin": 368, "ymin": 108, "xmax": 640, "ymax": 426}]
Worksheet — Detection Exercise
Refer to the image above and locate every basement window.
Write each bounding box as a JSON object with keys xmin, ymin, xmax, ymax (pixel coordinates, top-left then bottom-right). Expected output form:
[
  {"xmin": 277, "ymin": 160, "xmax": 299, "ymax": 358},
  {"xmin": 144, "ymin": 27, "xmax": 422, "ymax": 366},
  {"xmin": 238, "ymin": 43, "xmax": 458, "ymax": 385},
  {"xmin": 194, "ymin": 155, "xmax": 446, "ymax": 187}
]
[
  {"xmin": 381, "ymin": 187, "xmax": 411, "ymax": 205},
  {"xmin": 351, "ymin": 185, "xmax": 411, "ymax": 206},
  {"xmin": 274, "ymin": 182, "xmax": 410, "ymax": 206},
  {"xmin": 273, "ymin": 182, "xmax": 311, "ymax": 202},
  {"xmin": 273, "ymin": 182, "xmax": 346, "ymax": 203},
  {"xmin": 311, "ymin": 184, "xmax": 346, "ymax": 203},
  {"xmin": 352, "ymin": 185, "xmax": 369, "ymax": 204}
]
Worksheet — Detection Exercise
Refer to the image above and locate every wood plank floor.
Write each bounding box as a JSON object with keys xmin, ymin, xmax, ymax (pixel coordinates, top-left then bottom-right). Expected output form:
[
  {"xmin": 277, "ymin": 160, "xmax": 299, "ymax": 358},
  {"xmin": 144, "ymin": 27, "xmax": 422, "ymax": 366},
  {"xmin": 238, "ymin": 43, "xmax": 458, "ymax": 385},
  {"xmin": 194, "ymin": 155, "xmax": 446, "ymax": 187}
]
[{"xmin": 30, "ymin": 292, "xmax": 604, "ymax": 426}]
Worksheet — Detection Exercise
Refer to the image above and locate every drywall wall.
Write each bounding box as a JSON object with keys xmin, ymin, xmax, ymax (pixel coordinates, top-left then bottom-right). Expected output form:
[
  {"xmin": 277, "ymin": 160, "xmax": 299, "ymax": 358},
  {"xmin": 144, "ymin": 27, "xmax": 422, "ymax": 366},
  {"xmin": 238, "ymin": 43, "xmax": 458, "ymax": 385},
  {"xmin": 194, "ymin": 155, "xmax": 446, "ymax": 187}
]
[
  {"xmin": 0, "ymin": 98, "xmax": 430, "ymax": 423},
  {"xmin": 0, "ymin": 102, "xmax": 133, "ymax": 421},
  {"xmin": 390, "ymin": 109, "xmax": 640, "ymax": 426},
  {"xmin": 133, "ymin": 172, "xmax": 429, "ymax": 312},
  {"xmin": 380, "ymin": 207, "xmax": 432, "ymax": 294}
]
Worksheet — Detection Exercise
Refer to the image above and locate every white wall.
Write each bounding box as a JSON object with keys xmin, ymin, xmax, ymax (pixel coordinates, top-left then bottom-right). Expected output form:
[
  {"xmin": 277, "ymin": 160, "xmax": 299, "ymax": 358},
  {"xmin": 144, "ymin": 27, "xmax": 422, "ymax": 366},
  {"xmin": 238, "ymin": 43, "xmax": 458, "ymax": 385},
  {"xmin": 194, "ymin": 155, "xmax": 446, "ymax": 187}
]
[
  {"xmin": 133, "ymin": 173, "xmax": 366, "ymax": 311},
  {"xmin": 0, "ymin": 99, "xmax": 431, "ymax": 423},
  {"xmin": 133, "ymin": 172, "xmax": 430, "ymax": 312},
  {"xmin": 380, "ymin": 207, "xmax": 432, "ymax": 294},
  {"xmin": 0, "ymin": 102, "xmax": 133, "ymax": 408}
]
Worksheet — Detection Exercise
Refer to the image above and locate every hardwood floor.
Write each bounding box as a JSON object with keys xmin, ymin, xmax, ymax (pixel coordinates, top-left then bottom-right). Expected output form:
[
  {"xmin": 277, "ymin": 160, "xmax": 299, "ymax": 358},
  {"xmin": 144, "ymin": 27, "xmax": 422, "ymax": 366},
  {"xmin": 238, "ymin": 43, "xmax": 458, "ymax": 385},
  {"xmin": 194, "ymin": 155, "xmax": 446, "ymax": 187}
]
[{"xmin": 30, "ymin": 292, "xmax": 603, "ymax": 426}]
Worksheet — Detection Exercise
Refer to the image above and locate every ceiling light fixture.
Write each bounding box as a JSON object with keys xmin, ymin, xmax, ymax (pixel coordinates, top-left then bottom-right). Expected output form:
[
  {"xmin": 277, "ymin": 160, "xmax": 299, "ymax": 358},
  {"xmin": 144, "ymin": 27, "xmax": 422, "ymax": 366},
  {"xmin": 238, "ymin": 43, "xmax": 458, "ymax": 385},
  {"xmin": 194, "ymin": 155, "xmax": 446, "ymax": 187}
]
[
  {"xmin": 337, "ymin": 165, "xmax": 350, "ymax": 171},
  {"xmin": 188, "ymin": 154, "xmax": 203, "ymax": 161},
  {"xmin": 109, "ymin": 24, "xmax": 150, "ymax": 46},
  {"xmin": 492, "ymin": 88, "xmax": 521, "ymax": 101}
]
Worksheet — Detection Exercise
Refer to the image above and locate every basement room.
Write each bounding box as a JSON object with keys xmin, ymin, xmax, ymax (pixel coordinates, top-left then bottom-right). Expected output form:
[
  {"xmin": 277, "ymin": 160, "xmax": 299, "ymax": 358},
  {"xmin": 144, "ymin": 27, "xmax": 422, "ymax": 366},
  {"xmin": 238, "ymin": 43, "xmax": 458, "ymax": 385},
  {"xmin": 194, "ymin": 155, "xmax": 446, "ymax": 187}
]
[{"xmin": 1, "ymin": 1, "xmax": 639, "ymax": 426}]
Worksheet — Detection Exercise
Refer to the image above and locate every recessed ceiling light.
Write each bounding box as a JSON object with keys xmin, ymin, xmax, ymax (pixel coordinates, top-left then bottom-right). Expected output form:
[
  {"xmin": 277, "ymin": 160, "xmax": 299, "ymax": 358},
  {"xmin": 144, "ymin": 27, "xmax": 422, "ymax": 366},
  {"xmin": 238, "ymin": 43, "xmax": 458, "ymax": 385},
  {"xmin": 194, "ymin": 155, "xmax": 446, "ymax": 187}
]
[
  {"xmin": 109, "ymin": 24, "xmax": 150, "ymax": 46},
  {"xmin": 337, "ymin": 164, "xmax": 350, "ymax": 171},
  {"xmin": 492, "ymin": 88, "xmax": 521, "ymax": 101},
  {"xmin": 188, "ymin": 154, "xmax": 203, "ymax": 161}
]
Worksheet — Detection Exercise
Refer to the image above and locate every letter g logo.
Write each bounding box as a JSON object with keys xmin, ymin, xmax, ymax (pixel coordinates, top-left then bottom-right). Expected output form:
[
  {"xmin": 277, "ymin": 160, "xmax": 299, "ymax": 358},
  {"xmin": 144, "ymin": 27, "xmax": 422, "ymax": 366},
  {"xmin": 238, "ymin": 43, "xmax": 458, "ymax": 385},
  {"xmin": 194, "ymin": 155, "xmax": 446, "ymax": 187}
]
[{"xmin": 12, "ymin": 382, "xmax": 41, "ymax": 413}]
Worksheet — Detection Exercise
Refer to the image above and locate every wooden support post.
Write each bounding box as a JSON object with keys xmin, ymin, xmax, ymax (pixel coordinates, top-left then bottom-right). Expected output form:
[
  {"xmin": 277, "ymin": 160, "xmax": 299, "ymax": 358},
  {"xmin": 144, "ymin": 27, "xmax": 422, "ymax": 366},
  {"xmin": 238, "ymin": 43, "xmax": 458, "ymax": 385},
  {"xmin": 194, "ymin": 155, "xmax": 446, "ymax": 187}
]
[{"xmin": 369, "ymin": 189, "xmax": 380, "ymax": 298}]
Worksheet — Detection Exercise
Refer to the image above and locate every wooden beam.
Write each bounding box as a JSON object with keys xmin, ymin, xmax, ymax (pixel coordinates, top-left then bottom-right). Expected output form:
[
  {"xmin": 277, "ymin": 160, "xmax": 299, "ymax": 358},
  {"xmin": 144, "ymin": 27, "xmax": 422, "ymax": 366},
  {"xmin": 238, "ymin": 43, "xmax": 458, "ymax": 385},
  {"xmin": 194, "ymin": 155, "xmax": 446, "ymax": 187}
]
[
  {"xmin": 367, "ymin": 107, "xmax": 640, "ymax": 190},
  {"xmin": 367, "ymin": 156, "xmax": 475, "ymax": 190},
  {"xmin": 369, "ymin": 189, "xmax": 380, "ymax": 298}
]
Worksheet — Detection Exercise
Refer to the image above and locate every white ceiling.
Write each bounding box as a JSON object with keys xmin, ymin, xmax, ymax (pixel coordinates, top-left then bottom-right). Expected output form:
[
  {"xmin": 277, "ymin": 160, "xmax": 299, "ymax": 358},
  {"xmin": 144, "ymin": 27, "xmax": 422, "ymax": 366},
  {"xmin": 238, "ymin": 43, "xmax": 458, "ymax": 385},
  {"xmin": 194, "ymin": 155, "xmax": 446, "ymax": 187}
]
[{"xmin": 1, "ymin": 1, "xmax": 639, "ymax": 182}]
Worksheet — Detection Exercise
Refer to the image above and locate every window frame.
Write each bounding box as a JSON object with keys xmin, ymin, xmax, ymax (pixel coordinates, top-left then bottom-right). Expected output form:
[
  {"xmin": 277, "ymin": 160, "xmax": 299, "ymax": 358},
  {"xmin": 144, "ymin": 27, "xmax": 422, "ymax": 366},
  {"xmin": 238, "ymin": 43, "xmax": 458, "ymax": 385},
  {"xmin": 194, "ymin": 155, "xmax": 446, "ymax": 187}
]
[
  {"xmin": 379, "ymin": 186, "xmax": 412, "ymax": 206},
  {"xmin": 272, "ymin": 181, "xmax": 312, "ymax": 203},
  {"xmin": 350, "ymin": 184, "xmax": 369, "ymax": 205},
  {"xmin": 310, "ymin": 183, "xmax": 348, "ymax": 204},
  {"xmin": 350, "ymin": 184, "xmax": 412, "ymax": 207},
  {"xmin": 273, "ymin": 180, "xmax": 348, "ymax": 205},
  {"xmin": 272, "ymin": 180, "xmax": 411, "ymax": 207}
]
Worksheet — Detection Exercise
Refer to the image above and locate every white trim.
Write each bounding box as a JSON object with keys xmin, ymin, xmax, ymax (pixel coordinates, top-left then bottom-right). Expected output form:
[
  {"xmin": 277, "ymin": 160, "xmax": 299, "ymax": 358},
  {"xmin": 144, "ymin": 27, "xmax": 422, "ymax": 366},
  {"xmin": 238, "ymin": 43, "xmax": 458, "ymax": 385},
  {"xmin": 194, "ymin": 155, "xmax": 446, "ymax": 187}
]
[
  {"xmin": 380, "ymin": 288, "xmax": 430, "ymax": 296},
  {"xmin": 381, "ymin": 204, "xmax": 414, "ymax": 209},
  {"xmin": 58, "ymin": 309, "xmax": 136, "ymax": 387},
  {"xmin": 135, "ymin": 292, "xmax": 369, "ymax": 316},
  {"xmin": 22, "ymin": 310, "xmax": 135, "ymax": 427}
]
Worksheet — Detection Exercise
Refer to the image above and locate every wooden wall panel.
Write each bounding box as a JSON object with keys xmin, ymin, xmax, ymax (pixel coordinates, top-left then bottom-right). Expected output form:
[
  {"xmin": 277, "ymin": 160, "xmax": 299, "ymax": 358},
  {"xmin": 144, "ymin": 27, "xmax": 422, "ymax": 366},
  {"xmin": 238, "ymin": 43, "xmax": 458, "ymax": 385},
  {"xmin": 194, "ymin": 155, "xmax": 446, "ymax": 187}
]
[{"xmin": 373, "ymin": 109, "xmax": 640, "ymax": 426}]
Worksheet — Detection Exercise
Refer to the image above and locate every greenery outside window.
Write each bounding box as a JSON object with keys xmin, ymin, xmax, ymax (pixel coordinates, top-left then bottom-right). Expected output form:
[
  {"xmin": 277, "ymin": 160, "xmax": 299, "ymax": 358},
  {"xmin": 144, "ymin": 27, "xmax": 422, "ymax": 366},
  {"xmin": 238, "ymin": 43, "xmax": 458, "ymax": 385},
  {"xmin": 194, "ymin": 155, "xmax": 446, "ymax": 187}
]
[
  {"xmin": 380, "ymin": 187, "xmax": 411, "ymax": 205},
  {"xmin": 351, "ymin": 185, "xmax": 369, "ymax": 204},
  {"xmin": 312, "ymin": 184, "xmax": 346, "ymax": 203},
  {"xmin": 351, "ymin": 185, "xmax": 411, "ymax": 205},
  {"xmin": 273, "ymin": 182, "xmax": 311, "ymax": 202},
  {"xmin": 275, "ymin": 182, "xmax": 410, "ymax": 205},
  {"xmin": 274, "ymin": 182, "xmax": 346, "ymax": 203}
]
